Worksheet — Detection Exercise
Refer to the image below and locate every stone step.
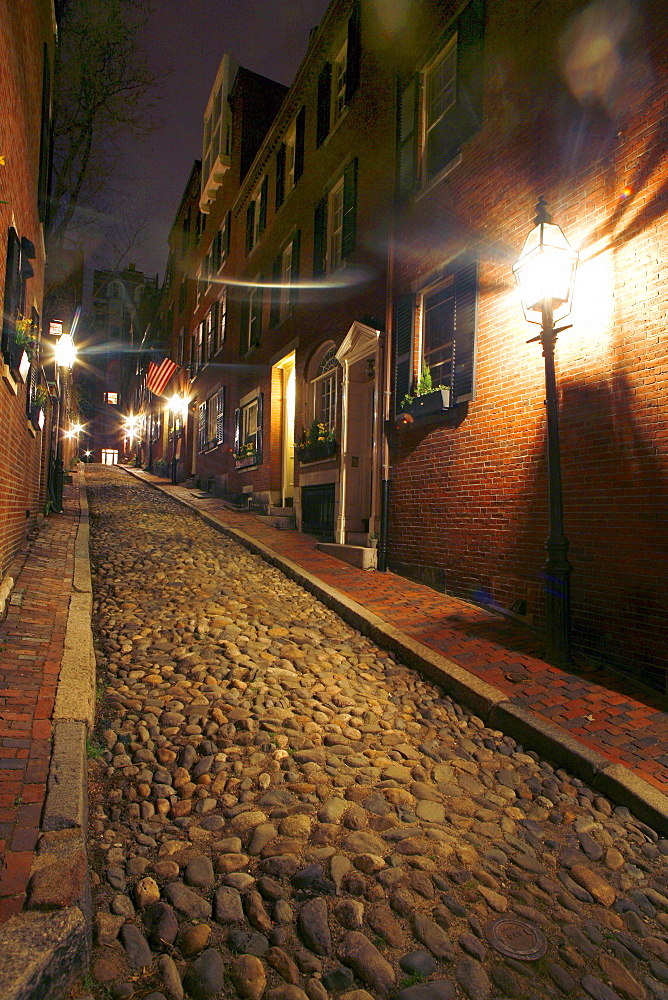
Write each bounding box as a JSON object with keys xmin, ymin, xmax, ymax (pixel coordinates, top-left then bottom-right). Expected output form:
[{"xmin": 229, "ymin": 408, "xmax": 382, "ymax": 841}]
[
  {"xmin": 316, "ymin": 542, "xmax": 377, "ymax": 570},
  {"xmin": 256, "ymin": 513, "xmax": 296, "ymax": 530}
]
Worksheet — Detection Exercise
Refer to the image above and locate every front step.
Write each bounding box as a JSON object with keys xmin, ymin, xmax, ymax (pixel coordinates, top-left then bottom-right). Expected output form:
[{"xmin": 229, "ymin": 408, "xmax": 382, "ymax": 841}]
[
  {"xmin": 255, "ymin": 512, "xmax": 296, "ymax": 530},
  {"xmin": 316, "ymin": 542, "xmax": 377, "ymax": 570}
]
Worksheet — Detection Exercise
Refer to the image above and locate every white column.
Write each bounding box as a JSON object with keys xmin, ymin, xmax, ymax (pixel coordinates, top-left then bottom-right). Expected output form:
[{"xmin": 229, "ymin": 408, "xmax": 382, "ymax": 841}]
[{"xmin": 335, "ymin": 359, "xmax": 349, "ymax": 544}]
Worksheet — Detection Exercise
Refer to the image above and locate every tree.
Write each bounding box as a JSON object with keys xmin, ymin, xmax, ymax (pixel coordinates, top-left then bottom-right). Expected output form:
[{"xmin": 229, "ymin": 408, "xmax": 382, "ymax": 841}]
[{"xmin": 48, "ymin": 0, "xmax": 162, "ymax": 250}]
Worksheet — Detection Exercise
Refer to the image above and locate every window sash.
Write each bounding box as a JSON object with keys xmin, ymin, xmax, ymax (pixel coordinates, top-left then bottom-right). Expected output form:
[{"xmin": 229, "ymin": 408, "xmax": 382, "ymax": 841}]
[{"xmin": 329, "ymin": 181, "xmax": 344, "ymax": 271}]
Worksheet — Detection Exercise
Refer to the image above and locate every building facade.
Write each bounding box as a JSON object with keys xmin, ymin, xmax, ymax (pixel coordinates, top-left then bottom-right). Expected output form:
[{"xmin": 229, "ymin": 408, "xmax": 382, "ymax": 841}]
[
  {"xmin": 0, "ymin": 0, "xmax": 57, "ymax": 574},
  {"xmin": 138, "ymin": 0, "xmax": 668, "ymax": 689}
]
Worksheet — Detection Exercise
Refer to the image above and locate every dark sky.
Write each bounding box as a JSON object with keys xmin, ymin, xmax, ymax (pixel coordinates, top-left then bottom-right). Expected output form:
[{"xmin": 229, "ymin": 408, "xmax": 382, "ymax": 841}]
[{"xmin": 117, "ymin": 0, "xmax": 331, "ymax": 281}]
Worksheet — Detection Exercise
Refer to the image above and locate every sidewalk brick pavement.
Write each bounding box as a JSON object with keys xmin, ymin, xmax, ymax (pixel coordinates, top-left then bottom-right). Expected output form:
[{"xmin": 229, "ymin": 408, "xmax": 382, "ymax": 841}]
[
  {"xmin": 130, "ymin": 468, "xmax": 668, "ymax": 797},
  {"xmin": 0, "ymin": 478, "xmax": 79, "ymax": 923}
]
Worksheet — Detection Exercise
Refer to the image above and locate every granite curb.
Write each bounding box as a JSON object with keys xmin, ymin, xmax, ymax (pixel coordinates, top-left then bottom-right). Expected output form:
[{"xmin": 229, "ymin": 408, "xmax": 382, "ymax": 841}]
[
  {"xmin": 0, "ymin": 469, "xmax": 95, "ymax": 1000},
  {"xmin": 125, "ymin": 467, "xmax": 668, "ymax": 837}
]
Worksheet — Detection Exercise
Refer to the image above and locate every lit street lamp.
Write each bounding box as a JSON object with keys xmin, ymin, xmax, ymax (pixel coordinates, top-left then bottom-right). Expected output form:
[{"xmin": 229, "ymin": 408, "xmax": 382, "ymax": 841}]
[
  {"xmin": 513, "ymin": 197, "xmax": 579, "ymax": 665},
  {"xmin": 51, "ymin": 328, "xmax": 79, "ymax": 512}
]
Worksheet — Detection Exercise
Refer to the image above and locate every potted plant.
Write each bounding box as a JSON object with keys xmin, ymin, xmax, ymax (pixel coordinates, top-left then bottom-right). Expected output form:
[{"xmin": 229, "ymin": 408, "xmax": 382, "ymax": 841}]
[
  {"xmin": 12, "ymin": 315, "xmax": 36, "ymax": 380},
  {"xmin": 235, "ymin": 442, "xmax": 258, "ymax": 468},
  {"xmin": 401, "ymin": 365, "xmax": 450, "ymax": 419},
  {"xmin": 295, "ymin": 421, "xmax": 337, "ymax": 463},
  {"xmin": 31, "ymin": 384, "xmax": 48, "ymax": 430}
]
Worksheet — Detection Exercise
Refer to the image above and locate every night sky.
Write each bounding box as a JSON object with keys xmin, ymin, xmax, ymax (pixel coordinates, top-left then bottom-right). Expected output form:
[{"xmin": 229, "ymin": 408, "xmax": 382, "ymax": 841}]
[{"xmin": 116, "ymin": 0, "xmax": 331, "ymax": 281}]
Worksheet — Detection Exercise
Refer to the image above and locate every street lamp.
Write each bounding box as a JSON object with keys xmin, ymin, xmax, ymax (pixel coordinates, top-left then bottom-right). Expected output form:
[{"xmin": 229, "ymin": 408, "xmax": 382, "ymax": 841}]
[
  {"xmin": 513, "ymin": 197, "xmax": 579, "ymax": 665},
  {"xmin": 166, "ymin": 393, "xmax": 188, "ymax": 484},
  {"xmin": 51, "ymin": 331, "xmax": 78, "ymax": 512}
]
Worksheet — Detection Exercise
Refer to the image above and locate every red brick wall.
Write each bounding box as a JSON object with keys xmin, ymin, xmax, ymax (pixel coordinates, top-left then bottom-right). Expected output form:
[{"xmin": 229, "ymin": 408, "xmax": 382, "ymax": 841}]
[
  {"xmin": 0, "ymin": 2, "xmax": 55, "ymax": 576},
  {"xmin": 389, "ymin": 0, "xmax": 668, "ymax": 688}
]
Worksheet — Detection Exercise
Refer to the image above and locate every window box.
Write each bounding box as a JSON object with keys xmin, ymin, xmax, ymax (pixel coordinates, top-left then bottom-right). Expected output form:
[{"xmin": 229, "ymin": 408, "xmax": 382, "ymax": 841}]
[
  {"xmin": 402, "ymin": 386, "xmax": 450, "ymax": 419},
  {"xmin": 235, "ymin": 451, "xmax": 258, "ymax": 469},
  {"xmin": 297, "ymin": 440, "xmax": 337, "ymax": 464},
  {"xmin": 30, "ymin": 405, "xmax": 45, "ymax": 431}
]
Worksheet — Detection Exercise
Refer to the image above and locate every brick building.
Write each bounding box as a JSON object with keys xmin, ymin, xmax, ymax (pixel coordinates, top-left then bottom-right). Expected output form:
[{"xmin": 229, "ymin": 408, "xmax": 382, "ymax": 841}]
[
  {"xmin": 141, "ymin": 0, "xmax": 667, "ymax": 688},
  {"xmin": 0, "ymin": 0, "xmax": 57, "ymax": 576}
]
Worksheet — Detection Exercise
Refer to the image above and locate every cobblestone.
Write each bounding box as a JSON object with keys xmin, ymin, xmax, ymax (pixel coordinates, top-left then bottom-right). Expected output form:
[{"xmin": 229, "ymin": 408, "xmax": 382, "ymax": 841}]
[{"xmin": 82, "ymin": 468, "xmax": 668, "ymax": 1000}]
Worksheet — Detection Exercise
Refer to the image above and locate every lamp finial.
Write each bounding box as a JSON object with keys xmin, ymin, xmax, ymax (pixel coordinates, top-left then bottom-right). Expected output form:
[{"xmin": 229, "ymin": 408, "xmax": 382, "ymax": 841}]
[{"xmin": 534, "ymin": 196, "xmax": 552, "ymax": 226}]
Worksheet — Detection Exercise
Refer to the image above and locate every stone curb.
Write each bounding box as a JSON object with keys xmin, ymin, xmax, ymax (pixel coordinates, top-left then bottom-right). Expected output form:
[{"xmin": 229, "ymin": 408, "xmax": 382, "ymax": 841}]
[
  {"xmin": 0, "ymin": 469, "xmax": 95, "ymax": 1000},
  {"xmin": 125, "ymin": 468, "xmax": 668, "ymax": 837}
]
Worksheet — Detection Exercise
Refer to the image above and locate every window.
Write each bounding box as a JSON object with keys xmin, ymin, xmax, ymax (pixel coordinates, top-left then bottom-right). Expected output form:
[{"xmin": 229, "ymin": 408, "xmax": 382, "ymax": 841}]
[
  {"xmin": 245, "ymin": 176, "xmax": 268, "ymax": 254},
  {"xmin": 316, "ymin": 2, "xmax": 361, "ymax": 147},
  {"xmin": 217, "ymin": 287, "xmax": 227, "ymax": 350},
  {"xmin": 177, "ymin": 329, "xmax": 185, "ymax": 368},
  {"xmin": 240, "ymin": 283, "xmax": 262, "ymax": 355},
  {"xmin": 182, "ymin": 212, "xmax": 190, "ymax": 254},
  {"xmin": 234, "ymin": 392, "xmax": 263, "ymax": 463},
  {"xmin": 1, "ymin": 227, "xmax": 27, "ymax": 367},
  {"xmin": 397, "ymin": 0, "xmax": 485, "ymax": 197},
  {"xmin": 198, "ymin": 387, "xmax": 225, "ymax": 452},
  {"xmin": 104, "ymin": 392, "xmax": 118, "ymax": 405},
  {"xmin": 275, "ymin": 107, "xmax": 305, "ymax": 211},
  {"xmin": 179, "ymin": 279, "xmax": 187, "ymax": 313},
  {"xmin": 313, "ymin": 347, "xmax": 339, "ymax": 429},
  {"xmin": 393, "ymin": 254, "xmax": 479, "ymax": 414},
  {"xmin": 215, "ymin": 212, "xmax": 231, "ymax": 270},
  {"xmin": 270, "ymin": 233, "xmax": 300, "ymax": 326},
  {"xmin": 313, "ymin": 158, "xmax": 357, "ymax": 276}
]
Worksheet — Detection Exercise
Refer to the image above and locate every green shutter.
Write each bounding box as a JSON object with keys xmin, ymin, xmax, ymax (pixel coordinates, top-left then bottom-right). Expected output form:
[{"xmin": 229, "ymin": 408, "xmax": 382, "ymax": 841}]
[
  {"xmin": 346, "ymin": 1, "xmax": 361, "ymax": 103},
  {"xmin": 313, "ymin": 197, "xmax": 327, "ymax": 277},
  {"xmin": 316, "ymin": 63, "xmax": 332, "ymax": 147},
  {"xmin": 275, "ymin": 144, "xmax": 286, "ymax": 209},
  {"xmin": 259, "ymin": 175, "xmax": 268, "ymax": 234},
  {"xmin": 270, "ymin": 254, "xmax": 281, "ymax": 328},
  {"xmin": 251, "ymin": 286, "xmax": 262, "ymax": 347},
  {"xmin": 457, "ymin": 0, "xmax": 486, "ymax": 145},
  {"xmin": 294, "ymin": 106, "xmax": 305, "ymax": 181},
  {"xmin": 215, "ymin": 387, "xmax": 225, "ymax": 443},
  {"xmin": 255, "ymin": 393, "xmax": 263, "ymax": 463},
  {"xmin": 452, "ymin": 257, "xmax": 478, "ymax": 403},
  {"xmin": 224, "ymin": 210, "xmax": 231, "ymax": 257},
  {"xmin": 342, "ymin": 158, "xmax": 358, "ymax": 260},
  {"xmin": 397, "ymin": 75, "xmax": 419, "ymax": 201},
  {"xmin": 245, "ymin": 202, "xmax": 255, "ymax": 254},
  {"xmin": 290, "ymin": 230, "xmax": 300, "ymax": 309},
  {"xmin": 240, "ymin": 295, "xmax": 249, "ymax": 355},
  {"xmin": 394, "ymin": 294, "xmax": 414, "ymax": 415}
]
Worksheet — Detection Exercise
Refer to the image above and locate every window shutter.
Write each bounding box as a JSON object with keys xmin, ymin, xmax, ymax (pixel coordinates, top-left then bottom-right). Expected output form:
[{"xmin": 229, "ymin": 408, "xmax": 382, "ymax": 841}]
[
  {"xmin": 313, "ymin": 197, "xmax": 327, "ymax": 277},
  {"xmin": 251, "ymin": 286, "xmax": 262, "ymax": 347},
  {"xmin": 245, "ymin": 201, "xmax": 255, "ymax": 254},
  {"xmin": 198, "ymin": 402, "xmax": 206, "ymax": 452},
  {"xmin": 397, "ymin": 75, "xmax": 419, "ymax": 201},
  {"xmin": 316, "ymin": 63, "xmax": 332, "ymax": 147},
  {"xmin": 346, "ymin": 1, "xmax": 361, "ymax": 104},
  {"xmin": 457, "ymin": 0, "xmax": 486, "ymax": 146},
  {"xmin": 212, "ymin": 299, "xmax": 220, "ymax": 353},
  {"xmin": 290, "ymin": 230, "xmax": 300, "ymax": 309},
  {"xmin": 342, "ymin": 157, "xmax": 358, "ymax": 260},
  {"xmin": 452, "ymin": 257, "xmax": 478, "ymax": 403},
  {"xmin": 295, "ymin": 105, "xmax": 306, "ymax": 184},
  {"xmin": 275, "ymin": 143, "xmax": 286, "ymax": 210},
  {"xmin": 215, "ymin": 387, "xmax": 225, "ymax": 443},
  {"xmin": 294, "ymin": 106, "xmax": 306, "ymax": 181},
  {"xmin": 270, "ymin": 254, "xmax": 281, "ymax": 328},
  {"xmin": 240, "ymin": 295, "xmax": 250, "ymax": 355},
  {"xmin": 394, "ymin": 294, "xmax": 414, "ymax": 415},
  {"xmin": 255, "ymin": 392, "xmax": 263, "ymax": 463},
  {"xmin": 259, "ymin": 175, "xmax": 268, "ymax": 234},
  {"xmin": 234, "ymin": 407, "xmax": 241, "ymax": 455},
  {"xmin": 219, "ymin": 286, "xmax": 227, "ymax": 344},
  {"xmin": 37, "ymin": 44, "xmax": 51, "ymax": 223},
  {"xmin": 26, "ymin": 361, "xmax": 36, "ymax": 418},
  {"xmin": 2, "ymin": 228, "xmax": 22, "ymax": 364},
  {"xmin": 224, "ymin": 210, "xmax": 231, "ymax": 258}
]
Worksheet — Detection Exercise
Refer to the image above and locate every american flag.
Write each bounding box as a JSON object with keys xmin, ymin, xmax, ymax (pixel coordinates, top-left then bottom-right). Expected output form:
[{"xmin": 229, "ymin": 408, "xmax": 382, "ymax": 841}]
[{"xmin": 146, "ymin": 354, "xmax": 179, "ymax": 396}]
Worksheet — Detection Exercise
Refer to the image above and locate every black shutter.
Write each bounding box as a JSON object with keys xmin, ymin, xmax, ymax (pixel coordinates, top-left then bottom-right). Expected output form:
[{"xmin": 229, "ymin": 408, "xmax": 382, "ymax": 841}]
[
  {"xmin": 294, "ymin": 105, "xmax": 306, "ymax": 181},
  {"xmin": 2, "ymin": 228, "xmax": 21, "ymax": 362},
  {"xmin": 452, "ymin": 257, "xmax": 478, "ymax": 403},
  {"xmin": 346, "ymin": 1, "xmax": 361, "ymax": 104},
  {"xmin": 270, "ymin": 254, "xmax": 281, "ymax": 328},
  {"xmin": 275, "ymin": 143, "xmax": 286, "ymax": 210},
  {"xmin": 397, "ymin": 75, "xmax": 419, "ymax": 201},
  {"xmin": 216, "ymin": 387, "xmax": 225, "ymax": 443},
  {"xmin": 37, "ymin": 44, "xmax": 51, "ymax": 223},
  {"xmin": 313, "ymin": 197, "xmax": 327, "ymax": 277},
  {"xmin": 341, "ymin": 158, "xmax": 358, "ymax": 260},
  {"xmin": 290, "ymin": 230, "xmax": 300, "ymax": 309},
  {"xmin": 245, "ymin": 201, "xmax": 255, "ymax": 254},
  {"xmin": 234, "ymin": 407, "xmax": 241, "ymax": 455},
  {"xmin": 457, "ymin": 0, "xmax": 486, "ymax": 145},
  {"xmin": 220, "ymin": 286, "xmax": 227, "ymax": 344},
  {"xmin": 240, "ymin": 295, "xmax": 250, "ymax": 355},
  {"xmin": 316, "ymin": 63, "xmax": 332, "ymax": 147},
  {"xmin": 259, "ymin": 175, "xmax": 268, "ymax": 234},
  {"xmin": 394, "ymin": 294, "xmax": 414, "ymax": 415},
  {"xmin": 212, "ymin": 299, "xmax": 220, "ymax": 354},
  {"xmin": 251, "ymin": 286, "xmax": 262, "ymax": 347},
  {"xmin": 224, "ymin": 210, "xmax": 231, "ymax": 258},
  {"xmin": 255, "ymin": 393, "xmax": 263, "ymax": 463}
]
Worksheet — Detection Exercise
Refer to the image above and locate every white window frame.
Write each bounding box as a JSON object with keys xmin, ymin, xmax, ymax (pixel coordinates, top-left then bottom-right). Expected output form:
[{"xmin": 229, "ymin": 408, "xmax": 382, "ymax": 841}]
[
  {"xmin": 327, "ymin": 178, "xmax": 344, "ymax": 273},
  {"xmin": 421, "ymin": 34, "xmax": 457, "ymax": 185},
  {"xmin": 279, "ymin": 239, "xmax": 294, "ymax": 321},
  {"xmin": 285, "ymin": 120, "xmax": 297, "ymax": 196},
  {"xmin": 310, "ymin": 346, "xmax": 339, "ymax": 431},
  {"xmin": 419, "ymin": 273, "xmax": 455, "ymax": 388},
  {"xmin": 332, "ymin": 39, "xmax": 348, "ymax": 126},
  {"xmin": 104, "ymin": 391, "xmax": 118, "ymax": 405},
  {"xmin": 248, "ymin": 285, "xmax": 260, "ymax": 348},
  {"xmin": 250, "ymin": 187, "xmax": 262, "ymax": 249}
]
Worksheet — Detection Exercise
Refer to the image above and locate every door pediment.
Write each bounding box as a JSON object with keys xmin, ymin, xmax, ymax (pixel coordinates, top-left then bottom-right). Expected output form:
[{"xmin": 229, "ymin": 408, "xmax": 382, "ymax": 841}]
[{"xmin": 335, "ymin": 321, "xmax": 380, "ymax": 366}]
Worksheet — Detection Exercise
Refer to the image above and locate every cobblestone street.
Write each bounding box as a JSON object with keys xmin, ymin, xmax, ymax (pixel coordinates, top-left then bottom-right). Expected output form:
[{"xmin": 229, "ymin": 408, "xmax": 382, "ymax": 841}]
[{"xmin": 81, "ymin": 467, "xmax": 668, "ymax": 1000}]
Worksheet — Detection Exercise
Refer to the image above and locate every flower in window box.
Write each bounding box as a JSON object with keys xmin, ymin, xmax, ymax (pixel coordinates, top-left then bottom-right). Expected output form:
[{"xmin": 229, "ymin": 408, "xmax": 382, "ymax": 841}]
[
  {"xmin": 295, "ymin": 420, "xmax": 337, "ymax": 462},
  {"xmin": 400, "ymin": 365, "xmax": 450, "ymax": 420}
]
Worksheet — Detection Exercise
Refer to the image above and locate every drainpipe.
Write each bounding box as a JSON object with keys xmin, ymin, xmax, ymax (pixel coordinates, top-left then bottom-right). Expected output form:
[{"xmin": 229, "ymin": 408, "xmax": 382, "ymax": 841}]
[{"xmin": 378, "ymin": 207, "xmax": 395, "ymax": 573}]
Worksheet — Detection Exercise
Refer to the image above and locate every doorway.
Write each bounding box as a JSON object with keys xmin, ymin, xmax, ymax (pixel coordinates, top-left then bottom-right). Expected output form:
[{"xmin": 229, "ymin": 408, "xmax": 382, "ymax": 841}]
[
  {"xmin": 275, "ymin": 353, "xmax": 295, "ymax": 507},
  {"xmin": 101, "ymin": 449, "xmax": 118, "ymax": 465}
]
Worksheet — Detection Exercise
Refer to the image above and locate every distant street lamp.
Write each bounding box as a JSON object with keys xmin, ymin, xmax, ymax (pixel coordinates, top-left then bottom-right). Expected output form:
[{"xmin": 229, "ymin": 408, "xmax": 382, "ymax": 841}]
[
  {"xmin": 51, "ymin": 329, "xmax": 79, "ymax": 512},
  {"xmin": 513, "ymin": 197, "xmax": 579, "ymax": 665}
]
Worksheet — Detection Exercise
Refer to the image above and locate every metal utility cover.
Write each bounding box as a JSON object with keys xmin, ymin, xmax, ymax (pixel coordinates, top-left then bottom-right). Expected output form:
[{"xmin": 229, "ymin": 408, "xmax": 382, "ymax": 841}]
[{"xmin": 485, "ymin": 917, "xmax": 548, "ymax": 961}]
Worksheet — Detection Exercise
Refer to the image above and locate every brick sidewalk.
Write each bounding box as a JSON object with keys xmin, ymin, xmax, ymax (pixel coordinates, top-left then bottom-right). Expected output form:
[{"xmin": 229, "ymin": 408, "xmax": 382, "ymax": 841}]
[
  {"xmin": 0, "ymin": 478, "xmax": 80, "ymax": 923},
  {"xmin": 130, "ymin": 468, "xmax": 668, "ymax": 797}
]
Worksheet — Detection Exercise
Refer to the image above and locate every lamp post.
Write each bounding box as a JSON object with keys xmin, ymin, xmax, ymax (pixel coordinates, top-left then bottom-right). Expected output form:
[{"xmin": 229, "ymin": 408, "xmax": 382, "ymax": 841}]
[
  {"xmin": 513, "ymin": 198, "xmax": 579, "ymax": 665},
  {"xmin": 51, "ymin": 331, "xmax": 78, "ymax": 512}
]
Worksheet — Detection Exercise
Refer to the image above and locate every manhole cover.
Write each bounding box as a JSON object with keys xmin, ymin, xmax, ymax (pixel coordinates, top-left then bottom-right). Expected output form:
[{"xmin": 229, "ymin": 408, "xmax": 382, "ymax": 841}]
[{"xmin": 485, "ymin": 917, "xmax": 548, "ymax": 960}]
